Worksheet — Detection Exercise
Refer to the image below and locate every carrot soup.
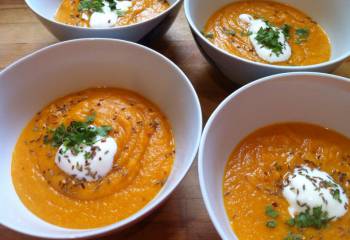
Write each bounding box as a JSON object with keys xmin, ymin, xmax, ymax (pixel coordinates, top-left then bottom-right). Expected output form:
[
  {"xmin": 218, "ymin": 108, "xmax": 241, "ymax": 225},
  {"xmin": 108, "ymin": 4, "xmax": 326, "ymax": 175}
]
[
  {"xmin": 202, "ymin": 1, "xmax": 331, "ymax": 66},
  {"xmin": 55, "ymin": 0, "xmax": 169, "ymax": 28},
  {"xmin": 12, "ymin": 88, "xmax": 175, "ymax": 229},
  {"xmin": 224, "ymin": 123, "xmax": 350, "ymax": 240}
]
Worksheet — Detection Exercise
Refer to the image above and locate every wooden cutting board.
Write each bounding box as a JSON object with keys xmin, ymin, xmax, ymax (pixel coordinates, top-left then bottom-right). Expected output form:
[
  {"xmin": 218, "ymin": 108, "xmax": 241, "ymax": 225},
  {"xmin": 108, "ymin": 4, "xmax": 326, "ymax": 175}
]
[{"xmin": 1, "ymin": 1, "xmax": 349, "ymax": 239}]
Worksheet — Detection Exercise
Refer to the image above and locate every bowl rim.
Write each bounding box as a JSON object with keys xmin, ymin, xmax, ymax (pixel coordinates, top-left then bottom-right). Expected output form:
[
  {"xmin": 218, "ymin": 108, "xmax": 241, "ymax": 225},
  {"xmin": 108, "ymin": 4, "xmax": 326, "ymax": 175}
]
[
  {"xmin": 24, "ymin": 0, "xmax": 183, "ymax": 31},
  {"xmin": 198, "ymin": 72, "xmax": 350, "ymax": 240},
  {"xmin": 0, "ymin": 38, "xmax": 203, "ymax": 239},
  {"xmin": 184, "ymin": 0, "xmax": 350, "ymax": 70}
]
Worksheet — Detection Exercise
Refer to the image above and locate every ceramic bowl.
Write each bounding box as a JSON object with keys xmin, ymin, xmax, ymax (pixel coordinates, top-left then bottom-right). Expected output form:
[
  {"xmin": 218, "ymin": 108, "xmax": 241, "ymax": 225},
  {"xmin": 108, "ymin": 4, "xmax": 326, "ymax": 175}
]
[
  {"xmin": 25, "ymin": 0, "xmax": 182, "ymax": 42},
  {"xmin": 185, "ymin": 0, "xmax": 350, "ymax": 84},
  {"xmin": 0, "ymin": 38, "xmax": 202, "ymax": 239},
  {"xmin": 198, "ymin": 72, "xmax": 350, "ymax": 239}
]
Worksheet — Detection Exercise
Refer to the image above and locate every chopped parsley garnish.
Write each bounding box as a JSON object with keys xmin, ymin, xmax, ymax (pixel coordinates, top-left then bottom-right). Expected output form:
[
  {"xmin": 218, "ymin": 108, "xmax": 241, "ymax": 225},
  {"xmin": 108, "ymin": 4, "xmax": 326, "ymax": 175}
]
[
  {"xmin": 286, "ymin": 218, "xmax": 295, "ymax": 226},
  {"xmin": 255, "ymin": 24, "xmax": 284, "ymax": 56},
  {"xmin": 44, "ymin": 113, "xmax": 112, "ymax": 155},
  {"xmin": 319, "ymin": 180, "xmax": 342, "ymax": 203},
  {"xmin": 78, "ymin": 0, "xmax": 129, "ymax": 15},
  {"xmin": 266, "ymin": 220, "xmax": 277, "ymax": 228},
  {"xmin": 295, "ymin": 28, "xmax": 310, "ymax": 44},
  {"xmin": 106, "ymin": 0, "xmax": 116, "ymax": 10},
  {"xmin": 78, "ymin": 0, "xmax": 104, "ymax": 12},
  {"xmin": 281, "ymin": 24, "xmax": 291, "ymax": 39},
  {"xmin": 116, "ymin": 9, "xmax": 127, "ymax": 17},
  {"xmin": 331, "ymin": 189, "xmax": 342, "ymax": 203},
  {"xmin": 284, "ymin": 232, "xmax": 303, "ymax": 240},
  {"xmin": 84, "ymin": 151, "xmax": 93, "ymax": 160},
  {"xmin": 265, "ymin": 205, "xmax": 279, "ymax": 218},
  {"xmin": 289, "ymin": 206, "xmax": 332, "ymax": 229},
  {"xmin": 85, "ymin": 113, "xmax": 96, "ymax": 124}
]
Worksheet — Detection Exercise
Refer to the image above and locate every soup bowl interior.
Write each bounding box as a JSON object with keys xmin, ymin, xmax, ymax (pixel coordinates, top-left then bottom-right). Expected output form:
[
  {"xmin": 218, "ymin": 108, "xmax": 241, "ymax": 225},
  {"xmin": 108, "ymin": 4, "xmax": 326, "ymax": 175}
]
[
  {"xmin": 185, "ymin": 0, "xmax": 350, "ymax": 83},
  {"xmin": 0, "ymin": 39, "xmax": 202, "ymax": 238},
  {"xmin": 25, "ymin": 0, "xmax": 181, "ymax": 41},
  {"xmin": 199, "ymin": 73, "xmax": 350, "ymax": 239}
]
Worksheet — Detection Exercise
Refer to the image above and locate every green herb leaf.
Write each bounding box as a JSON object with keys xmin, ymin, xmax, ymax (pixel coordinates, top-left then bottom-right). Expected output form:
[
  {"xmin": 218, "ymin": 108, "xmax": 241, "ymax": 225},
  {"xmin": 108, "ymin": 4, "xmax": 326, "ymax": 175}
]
[
  {"xmin": 284, "ymin": 232, "xmax": 303, "ymax": 240},
  {"xmin": 295, "ymin": 28, "xmax": 310, "ymax": 44},
  {"xmin": 286, "ymin": 218, "xmax": 295, "ymax": 226},
  {"xmin": 44, "ymin": 114, "xmax": 113, "ymax": 153},
  {"xmin": 116, "ymin": 9, "xmax": 127, "ymax": 17},
  {"xmin": 281, "ymin": 24, "xmax": 291, "ymax": 39},
  {"xmin": 293, "ymin": 206, "xmax": 332, "ymax": 229},
  {"xmin": 84, "ymin": 151, "xmax": 93, "ymax": 160},
  {"xmin": 85, "ymin": 112, "xmax": 96, "ymax": 124},
  {"xmin": 296, "ymin": 28, "xmax": 310, "ymax": 38},
  {"xmin": 106, "ymin": 0, "xmax": 116, "ymax": 10},
  {"xmin": 255, "ymin": 24, "xmax": 283, "ymax": 56},
  {"xmin": 266, "ymin": 220, "xmax": 277, "ymax": 228},
  {"xmin": 265, "ymin": 205, "xmax": 279, "ymax": 218},
  {"xmin": 78, "ymin": 0, "xmax": 104, "ymax": 13},
  {"xmin": 331, "ymin": 189, "xmax": 342, "ymax": 203},
  {"xmin": 48, "ymin": 124, "xmax": 66, "ymax": 147},
  {"xmin": 97, "ymin": 125, "xmax": 113, "ymax": 137}
]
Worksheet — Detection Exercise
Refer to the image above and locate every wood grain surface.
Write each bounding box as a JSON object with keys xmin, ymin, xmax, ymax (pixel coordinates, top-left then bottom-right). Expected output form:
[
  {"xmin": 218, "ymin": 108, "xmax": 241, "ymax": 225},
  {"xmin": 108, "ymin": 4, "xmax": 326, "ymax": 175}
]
[{"xmin": 1, "ymin": 1, "xmax": 349, "ymax": 239}]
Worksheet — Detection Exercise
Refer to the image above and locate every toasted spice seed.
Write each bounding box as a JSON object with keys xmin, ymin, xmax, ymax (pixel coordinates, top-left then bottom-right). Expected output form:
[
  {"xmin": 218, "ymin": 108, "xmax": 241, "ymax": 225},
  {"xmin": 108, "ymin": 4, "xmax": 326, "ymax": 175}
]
[{"xmin": 266, "ymin": 220, "xmax": 277, "ymax": 228}]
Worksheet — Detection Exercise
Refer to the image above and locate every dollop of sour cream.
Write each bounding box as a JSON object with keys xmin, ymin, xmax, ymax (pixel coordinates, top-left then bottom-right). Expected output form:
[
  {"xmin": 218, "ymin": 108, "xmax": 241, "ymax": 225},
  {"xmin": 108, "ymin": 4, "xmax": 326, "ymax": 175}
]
[
  {"xmin": 89, "ymin": 0, "xmax": 132, "ymax": 28},
  {"xmin": 283, "ymin": 165, "xmax": 349, "ymax": 220},
  {"xmin": 55, "ymin": 135, "xmax": 117, "ymax": 182},
  {"xmin": 239, "ymin": 14, "xmax": 291, "ymax": 63}
]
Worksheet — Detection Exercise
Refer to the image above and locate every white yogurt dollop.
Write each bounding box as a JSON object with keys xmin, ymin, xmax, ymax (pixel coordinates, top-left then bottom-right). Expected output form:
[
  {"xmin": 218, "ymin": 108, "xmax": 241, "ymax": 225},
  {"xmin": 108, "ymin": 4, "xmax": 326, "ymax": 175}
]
[
  {"xmin": 90, "ymin": 3, "xmax": 118, "ymax": 28},
  {"xmin": 239, "ymin": 14, "xmax": 291, "ymax": 63},
  {"xmin": 55, "ymin": 135, "xmax": 117, "ymax": 182},
  {"xmin": 116, "ymin": 0, "xmax": 132, "ymax": 11},
  {"xmin": 89, "ymin": 0, "xmax": 132, "ymax": 28},
  {"xmin": 283, "ymin": 165, "xmax": 348, "ymax": 220}
]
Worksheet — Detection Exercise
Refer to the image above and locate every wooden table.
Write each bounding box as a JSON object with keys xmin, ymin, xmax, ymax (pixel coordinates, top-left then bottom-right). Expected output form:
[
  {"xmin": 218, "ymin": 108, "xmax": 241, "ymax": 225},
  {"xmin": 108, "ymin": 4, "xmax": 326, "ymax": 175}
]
[{"xmin": 1, "ymin": 1, "xmax": 350, "ymax": 239}]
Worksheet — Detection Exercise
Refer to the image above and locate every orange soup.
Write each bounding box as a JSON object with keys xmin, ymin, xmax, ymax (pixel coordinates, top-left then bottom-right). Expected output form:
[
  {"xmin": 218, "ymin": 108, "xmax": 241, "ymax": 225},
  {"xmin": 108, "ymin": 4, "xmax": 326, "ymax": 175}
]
[
  {"xmin": 224, "ymin": 123, "xmax": 350, "ymax": 240},
  {"xmin": 203, "ymin": 1, "xmax": 331, "ymax": 66},
  {"xmin": 55, "ymin": 0, "xmax": 169, "ymax": 28},
  {"xmin": 12, "ymin": 88, "xmax": 175, "ymax": 229}
]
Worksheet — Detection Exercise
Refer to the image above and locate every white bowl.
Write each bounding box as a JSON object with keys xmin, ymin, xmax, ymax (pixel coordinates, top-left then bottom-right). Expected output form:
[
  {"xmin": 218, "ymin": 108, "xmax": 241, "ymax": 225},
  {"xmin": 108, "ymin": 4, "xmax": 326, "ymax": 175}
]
[
  {"xmin": 198, "ymin": 72, "xmax": 350, "ymax": 240},
  {"xmin": 25, "ymin": 0, "xmax": 182, "ymax": 41},
  {"xmin": 185, "ymin": 0, "xmax": 350, "ymax": 84},
  {"xmin": 0, "ymin": 38, "xmax": 202, "ymax": 239}
]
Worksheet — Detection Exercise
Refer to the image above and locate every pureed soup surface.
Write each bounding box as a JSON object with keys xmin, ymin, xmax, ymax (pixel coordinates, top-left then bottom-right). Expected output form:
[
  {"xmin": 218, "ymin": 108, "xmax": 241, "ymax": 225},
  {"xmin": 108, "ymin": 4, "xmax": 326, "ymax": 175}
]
[
  {"xmin": 55, "ymin": 0, "xmax": 169, "ymax": 27},
  {"xmin": 12, "ymin": 88, "xmax": 175, "ymax": 229},
  {"xmin": 203, "ymin": 1, "xmax": 331, "ymax": 66},
  {"xmin": 223, "ymin": 123, "xmax": 350, "ymax": 240}
]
